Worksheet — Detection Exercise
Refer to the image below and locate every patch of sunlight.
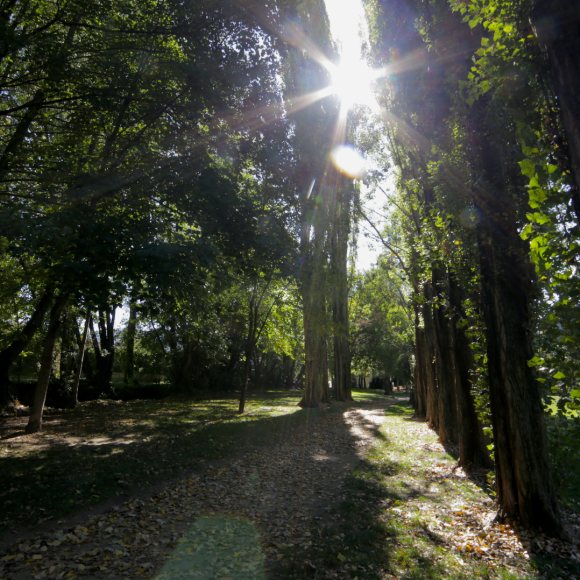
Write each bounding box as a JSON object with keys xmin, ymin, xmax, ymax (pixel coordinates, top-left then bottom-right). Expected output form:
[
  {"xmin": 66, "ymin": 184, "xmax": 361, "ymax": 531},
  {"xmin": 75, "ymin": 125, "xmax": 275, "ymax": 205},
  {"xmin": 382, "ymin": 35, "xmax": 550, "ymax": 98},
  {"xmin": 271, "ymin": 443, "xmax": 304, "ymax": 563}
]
[
  {"xmin": 84, "ymin": 435, "xmax": 137, "ymax": 446},
  {"xmin": 312, "ymin": 451, "xmax": 337, "ymax": 462},
  {"xmin": 156, "ymin": 515, "xmax": 265, "ymax": 580}
]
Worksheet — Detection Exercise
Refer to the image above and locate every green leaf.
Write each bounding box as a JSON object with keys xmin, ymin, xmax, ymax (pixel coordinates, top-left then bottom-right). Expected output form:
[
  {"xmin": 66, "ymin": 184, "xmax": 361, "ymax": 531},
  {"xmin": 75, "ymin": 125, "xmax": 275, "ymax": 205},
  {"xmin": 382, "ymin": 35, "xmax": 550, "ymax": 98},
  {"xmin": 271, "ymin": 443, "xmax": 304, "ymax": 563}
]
[
  {"xmin": 529, "ymin": 187, "xmax": 547, "ymax": 206},
  {"xmin": 518, "ymin": 159, "xmax": 536, "ymax": 178}
]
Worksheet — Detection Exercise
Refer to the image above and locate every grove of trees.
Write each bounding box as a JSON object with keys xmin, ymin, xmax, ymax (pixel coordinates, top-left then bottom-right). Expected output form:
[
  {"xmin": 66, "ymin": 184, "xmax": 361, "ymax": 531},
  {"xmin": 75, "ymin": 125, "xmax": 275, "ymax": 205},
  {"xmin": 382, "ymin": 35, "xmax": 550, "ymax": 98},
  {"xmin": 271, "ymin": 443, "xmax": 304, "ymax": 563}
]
[{"xmin": 1, "ymin": 0, "xmax": 578, "ymax": 538}]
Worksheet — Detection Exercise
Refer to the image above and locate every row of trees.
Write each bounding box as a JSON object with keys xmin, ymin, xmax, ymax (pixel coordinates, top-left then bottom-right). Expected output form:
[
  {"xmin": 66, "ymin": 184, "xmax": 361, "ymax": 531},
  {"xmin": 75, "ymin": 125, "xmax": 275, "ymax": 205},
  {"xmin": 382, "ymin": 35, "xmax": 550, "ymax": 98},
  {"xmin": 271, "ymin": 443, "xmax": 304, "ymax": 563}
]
[
  {"xmin": 2, "ymin": 0, "xmax": 576, "ymax": 538},
  {"xmin": 0, "ymin": 0, "xmax": 360, "ymax": 429},
  {"xmin": 363, "ymin": 0, "xmax": 579, "ymax": 536},
  {"xmin": 0, "ymin": 0, "xmax": 303, "ymax": 427}
]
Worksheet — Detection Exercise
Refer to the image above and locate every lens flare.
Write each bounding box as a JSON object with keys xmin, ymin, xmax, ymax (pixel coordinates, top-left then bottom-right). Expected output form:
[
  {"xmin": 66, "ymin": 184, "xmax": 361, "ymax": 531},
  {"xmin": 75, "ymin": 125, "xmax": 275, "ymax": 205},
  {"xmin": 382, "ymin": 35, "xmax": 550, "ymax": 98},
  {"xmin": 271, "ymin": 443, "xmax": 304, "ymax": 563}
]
[{"xmin": 331, "ymin": 145, "xmax": 367, "ymax": 179}]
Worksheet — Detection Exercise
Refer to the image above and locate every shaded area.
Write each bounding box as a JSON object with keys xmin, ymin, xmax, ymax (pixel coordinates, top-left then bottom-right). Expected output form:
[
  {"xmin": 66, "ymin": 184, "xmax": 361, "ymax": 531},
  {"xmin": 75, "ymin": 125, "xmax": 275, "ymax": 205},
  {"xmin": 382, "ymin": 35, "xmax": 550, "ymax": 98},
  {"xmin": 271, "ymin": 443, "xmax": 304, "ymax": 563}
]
[
  {"xmin": 1, "ymin": 392, "xmax": 577, "ymax": 578},
  {"xmin": 156, "ymin": 515, "xmax": 266, "ymax": 579},
  {"xmin": 0, "ymin": 392, "xmax": 388, "ymax": 577},
  {"xmin": 0, "ymin": 392, "xmax": 304, "ymax": 537}
]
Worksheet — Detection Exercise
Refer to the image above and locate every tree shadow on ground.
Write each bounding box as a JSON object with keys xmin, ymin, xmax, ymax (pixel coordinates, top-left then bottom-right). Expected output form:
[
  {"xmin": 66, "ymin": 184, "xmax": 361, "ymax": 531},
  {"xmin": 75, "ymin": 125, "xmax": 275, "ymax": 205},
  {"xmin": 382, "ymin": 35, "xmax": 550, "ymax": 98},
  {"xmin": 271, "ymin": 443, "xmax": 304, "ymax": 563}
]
[
  {"xmin": 399, "ymin": 401, "xmax": 580, "ymax": 579},
  {"xmin": 3, "ymin": 393, "xmax": 576, "ymax": 578},
  {"xmin": 0, "ymin": 393, "xmax": 307, "ymax": 540}
]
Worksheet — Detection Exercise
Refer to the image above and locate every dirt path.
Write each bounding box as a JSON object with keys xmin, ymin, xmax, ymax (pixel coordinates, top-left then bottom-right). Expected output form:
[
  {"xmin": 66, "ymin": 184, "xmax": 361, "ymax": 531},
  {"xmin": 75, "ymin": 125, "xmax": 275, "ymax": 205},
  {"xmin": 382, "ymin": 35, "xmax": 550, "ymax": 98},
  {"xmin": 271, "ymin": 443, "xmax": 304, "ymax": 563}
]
[{"xmin": 0, "ymin": 401, "xmax": 389, "ymax": 579}]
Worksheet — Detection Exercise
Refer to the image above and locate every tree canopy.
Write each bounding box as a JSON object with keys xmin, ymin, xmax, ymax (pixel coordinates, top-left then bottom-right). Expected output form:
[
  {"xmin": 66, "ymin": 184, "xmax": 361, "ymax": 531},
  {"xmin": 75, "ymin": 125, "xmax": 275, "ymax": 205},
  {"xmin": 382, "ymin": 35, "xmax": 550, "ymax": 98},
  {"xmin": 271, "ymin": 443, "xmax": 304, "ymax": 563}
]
[{"xmin": 1, "ymin": 0, "xmax": 578, "ymax": 538}]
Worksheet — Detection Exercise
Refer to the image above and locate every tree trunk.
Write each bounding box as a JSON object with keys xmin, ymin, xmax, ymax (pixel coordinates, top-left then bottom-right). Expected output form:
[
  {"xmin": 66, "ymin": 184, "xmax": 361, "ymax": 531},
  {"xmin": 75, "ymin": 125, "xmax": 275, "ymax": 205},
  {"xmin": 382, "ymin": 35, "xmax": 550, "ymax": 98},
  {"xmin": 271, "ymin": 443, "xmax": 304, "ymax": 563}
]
[
  {"xmin": 68, "ymin": 313, "xmax": 90, "ymax": 408},
  {"xmin": 477, "ymin": 223, "xmax": 561, "ymax": 534},
  {"xmin": 239, "ymin": 294, "xmax": 258, "ymax": 414},
  {"xmin": 531, "ymin": 0, "xmax": 580, "ymax": 221},
  {"xmin": 124, "ymin": 303, "xmax": 137, "ymax": 385},
  {"xmin": 471, "ymin": 109, "xmax": 563, "ymax": 534},
  {"xmin": 173, "ymin": 340, "xmax": 196, "ymax": 392},
  {"xmin": 0, "ymin": 286, "xmax": 54, "ymax": 406},
  {"xmin": 448, "ymin": 275, "xmax": 490, "ymax": 469},
  {"xmin": 422, "ymin": 283, "xmax": 439, "ymax": 430},
  {"xmin": 412, "ymin": 309, "xmax": 428, "ymax": 419},
  {"xmin": 89, "ymin": 306, "xmax": 116, "ymax": 395},
  {"xmin": 25, "ymin": 295, "xmax": 68, "ymax": 433},
  {"xmin": 432, "ymin": 266, "xmax": 459, "ymax": 445},
  {"xmin": 330, "ymin": 182, "xmax": 353, "ymax": 402},
  {"xmin": 299, "ymin": 198, "xmax": 329, "ymax": 408}
]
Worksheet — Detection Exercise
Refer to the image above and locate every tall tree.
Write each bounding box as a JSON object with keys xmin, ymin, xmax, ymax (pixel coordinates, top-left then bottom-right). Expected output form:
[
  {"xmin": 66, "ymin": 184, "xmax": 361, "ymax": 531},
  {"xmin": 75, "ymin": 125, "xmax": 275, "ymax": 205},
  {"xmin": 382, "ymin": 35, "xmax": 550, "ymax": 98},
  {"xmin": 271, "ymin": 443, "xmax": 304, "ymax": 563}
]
[
  {"xmin": 282, "ymin": 0, "xmax": 337, "ymax": 407},
  {"xmin": 366, "ymin": 0, "xmax": 564, "ymax": 533}
]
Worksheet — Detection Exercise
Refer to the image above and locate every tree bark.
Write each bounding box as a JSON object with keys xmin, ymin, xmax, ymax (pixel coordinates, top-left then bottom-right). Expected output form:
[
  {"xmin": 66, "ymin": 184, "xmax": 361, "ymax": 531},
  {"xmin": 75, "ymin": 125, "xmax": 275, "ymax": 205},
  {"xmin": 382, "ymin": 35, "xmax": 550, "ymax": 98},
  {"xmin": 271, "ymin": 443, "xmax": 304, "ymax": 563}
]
[
  {"xmin": 0, "ymin": 286, "xmax": 54, "ymax": 406},
  {"xmin": 471, "ymin": 111, "xmax": 563, "ymax": 535},
  {"xmin": 531, "ymin": 0, "xmax": 580, "ymax": 221},
  {"xmin": 330, "ymin": 182, "xmax": 353, "ymax": 402},
  {"xmin": 299, "ymin": 181, "xmax": 329, "ymax": 408},
  {"xmin": 300, "ymin": 250, "xmax": 328, "ymax": 407},
  {"xmin": 239, "ymin": 293, "xmax": 258, "ymax": 414},
  {"xmin": 422, "ymin": 283, "xmax": 439, "ymax": 430},
  {"xmin": 25, "ymin": 295, "xmax": 68, "ymax": 433},
  {"xmin": 448, "ymin": 274, "xmax": 490, "ymax": 469},
  {"xmin": 432, "ymin": 266, "xmax": 459, "ymax": 445},
  {"xmin": 124, "ymin": 303, "xmax": 137, "ymax": 386},
  {"xmin": 477, "ymin": 223, "xmax": 561, "ymax": 534},
  {"xmin": 412, "ymin": 306, "xmax": 428, "ymax": 419}
]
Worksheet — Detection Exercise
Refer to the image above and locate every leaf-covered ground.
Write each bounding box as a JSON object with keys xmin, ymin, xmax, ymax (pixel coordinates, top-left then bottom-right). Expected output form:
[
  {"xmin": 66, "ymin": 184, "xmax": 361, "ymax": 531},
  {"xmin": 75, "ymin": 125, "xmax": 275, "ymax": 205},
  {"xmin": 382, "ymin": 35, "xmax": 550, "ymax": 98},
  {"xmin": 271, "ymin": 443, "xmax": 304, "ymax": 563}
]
[{"xmin": 1, "ymin": 391, "xmax": 578, "ymax": 578}]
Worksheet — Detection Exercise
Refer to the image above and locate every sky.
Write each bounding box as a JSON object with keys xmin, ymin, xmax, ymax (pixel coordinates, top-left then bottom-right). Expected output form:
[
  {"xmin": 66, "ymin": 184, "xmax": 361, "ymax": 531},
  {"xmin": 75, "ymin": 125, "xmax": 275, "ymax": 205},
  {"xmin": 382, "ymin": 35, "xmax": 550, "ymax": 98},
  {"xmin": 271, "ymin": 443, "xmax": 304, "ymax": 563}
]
[{"xmin": 324, "ymin": 0, "xmax": 387, "ymax": 272}]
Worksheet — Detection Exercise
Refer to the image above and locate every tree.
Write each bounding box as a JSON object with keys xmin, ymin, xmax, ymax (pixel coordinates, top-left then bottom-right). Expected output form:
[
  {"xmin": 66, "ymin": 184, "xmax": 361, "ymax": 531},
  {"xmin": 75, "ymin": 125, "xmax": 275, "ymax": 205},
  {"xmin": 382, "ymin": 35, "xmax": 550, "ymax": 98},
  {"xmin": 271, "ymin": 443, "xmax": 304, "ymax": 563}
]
[
  {"xmin": 282, "ymin": 0, "xmax": 337, "ymax": 408},
  {"xmin": 365, "ymin": 0, "xmax": 565, "ymax": 533}
]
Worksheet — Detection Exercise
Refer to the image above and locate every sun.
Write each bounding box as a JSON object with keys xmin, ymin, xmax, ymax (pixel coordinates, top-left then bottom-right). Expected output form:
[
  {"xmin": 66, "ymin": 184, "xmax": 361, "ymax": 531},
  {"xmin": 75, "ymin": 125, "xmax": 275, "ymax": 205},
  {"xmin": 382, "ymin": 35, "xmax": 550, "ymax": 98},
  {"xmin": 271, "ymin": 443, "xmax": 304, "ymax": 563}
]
[{"xmin": 330, "ymin": 59, "xmax": 379, "ymax": 111}]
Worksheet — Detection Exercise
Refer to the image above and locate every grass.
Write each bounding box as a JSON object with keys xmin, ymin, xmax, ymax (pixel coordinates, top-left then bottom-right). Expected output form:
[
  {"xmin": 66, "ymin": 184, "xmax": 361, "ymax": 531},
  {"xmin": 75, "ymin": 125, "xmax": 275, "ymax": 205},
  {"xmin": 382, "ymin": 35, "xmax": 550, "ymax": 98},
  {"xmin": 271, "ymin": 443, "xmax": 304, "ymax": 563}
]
[
  {"xmin": 279, "ymin": 401, "xmax": 580, "ymax": 579},
  {"xmin": 2, "ymin": 389, "xmax": 578, "ymax": 578},
  {"xmin": 0, "ymin": 390, "xmax": 306, "ymax": 536}
]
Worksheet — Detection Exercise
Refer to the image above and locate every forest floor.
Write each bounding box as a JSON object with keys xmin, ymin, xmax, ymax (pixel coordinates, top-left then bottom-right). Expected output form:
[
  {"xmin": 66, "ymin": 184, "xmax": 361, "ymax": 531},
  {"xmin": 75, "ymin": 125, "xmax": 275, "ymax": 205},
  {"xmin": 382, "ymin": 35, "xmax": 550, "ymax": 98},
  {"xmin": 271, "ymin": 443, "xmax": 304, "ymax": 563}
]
[{"xmin": 0, "ymin": 390, "xmax": 578, "ymax": 578}]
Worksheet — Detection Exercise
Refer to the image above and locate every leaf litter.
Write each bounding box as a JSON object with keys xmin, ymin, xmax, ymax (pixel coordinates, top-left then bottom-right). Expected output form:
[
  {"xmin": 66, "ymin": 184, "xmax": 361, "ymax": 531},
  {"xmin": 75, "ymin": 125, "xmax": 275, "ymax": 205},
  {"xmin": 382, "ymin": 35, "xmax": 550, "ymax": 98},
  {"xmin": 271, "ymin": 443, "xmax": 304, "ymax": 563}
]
[{"xmin": 1, "ymin": 394, "xmax": 578, "ymax": 578}]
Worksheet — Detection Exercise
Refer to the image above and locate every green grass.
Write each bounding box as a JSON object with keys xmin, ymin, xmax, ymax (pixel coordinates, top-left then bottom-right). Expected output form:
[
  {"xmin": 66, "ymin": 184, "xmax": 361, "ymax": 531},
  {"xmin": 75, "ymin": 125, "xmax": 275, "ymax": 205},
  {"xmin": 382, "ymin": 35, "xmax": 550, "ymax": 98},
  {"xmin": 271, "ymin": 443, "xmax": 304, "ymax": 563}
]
[
  {"xmin": 0, "ymin": 390, "xmax": 307, "ymax": 536},
  {"xmin": 2, "ymin": 389, "xmax": 577, "ymax": 578},
  {"xmin": 278, "ymin": 401, "xmax": 579, "ymax": 579}
]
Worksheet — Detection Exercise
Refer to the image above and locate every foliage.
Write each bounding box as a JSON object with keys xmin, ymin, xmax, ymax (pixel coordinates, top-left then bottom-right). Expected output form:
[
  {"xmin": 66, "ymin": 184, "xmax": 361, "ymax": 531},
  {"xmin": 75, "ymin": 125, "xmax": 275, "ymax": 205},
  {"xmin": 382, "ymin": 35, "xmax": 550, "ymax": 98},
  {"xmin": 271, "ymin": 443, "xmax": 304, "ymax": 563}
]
[{"xmin": 350, "ymin": 263, "xmax": 413, "ymax": 382}]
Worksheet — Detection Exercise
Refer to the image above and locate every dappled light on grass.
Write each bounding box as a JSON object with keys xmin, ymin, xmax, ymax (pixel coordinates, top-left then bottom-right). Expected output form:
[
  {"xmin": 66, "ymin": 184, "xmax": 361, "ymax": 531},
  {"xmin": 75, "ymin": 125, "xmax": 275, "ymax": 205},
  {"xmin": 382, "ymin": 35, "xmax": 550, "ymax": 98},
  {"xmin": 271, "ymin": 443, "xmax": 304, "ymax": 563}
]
[
  {"xmin": 0, "ymin": 392, "xmax": 303, "ymax": 534},
  {"xmin": 279, "ymin": 399, "xmax": 575, "ymax": 578},
  {"xmin": 1, "ymin": 393, "xmax": 577, "ymax": 578}
]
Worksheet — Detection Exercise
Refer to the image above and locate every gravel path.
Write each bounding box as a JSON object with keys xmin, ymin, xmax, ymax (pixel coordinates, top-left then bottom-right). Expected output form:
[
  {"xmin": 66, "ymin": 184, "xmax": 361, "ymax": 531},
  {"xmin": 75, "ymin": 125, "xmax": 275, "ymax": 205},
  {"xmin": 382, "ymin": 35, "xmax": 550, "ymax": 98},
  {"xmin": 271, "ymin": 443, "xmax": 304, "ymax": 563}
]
[{"xmin": 0, "ymin": 402, "xmax": 390, "ymax": 579}]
